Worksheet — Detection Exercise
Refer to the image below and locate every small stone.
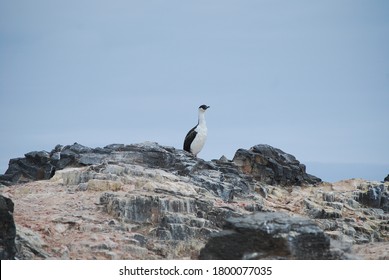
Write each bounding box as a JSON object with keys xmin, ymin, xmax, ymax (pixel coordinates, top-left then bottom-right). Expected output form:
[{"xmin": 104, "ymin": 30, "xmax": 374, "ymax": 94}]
[{"xmin": 77, "ymin": 183, "xmax": 88, "ymax": 191}]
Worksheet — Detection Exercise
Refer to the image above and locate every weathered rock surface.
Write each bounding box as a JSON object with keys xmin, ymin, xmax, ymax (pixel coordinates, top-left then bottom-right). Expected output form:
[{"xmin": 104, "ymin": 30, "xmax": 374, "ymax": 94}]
[
  {"xmin": 0, "ymin": 195, "xmax": 16, "ymax": 259},
  {"xmin": 199, "ymin": 212, "xmax": 348, "ymax": 260},
  {"xmin": 233, "ymin": 144, "xmax": 321, "ymax": 186},
  {"xmin": 0, "ymin": 151, "xmax": 55, "ymax": 185},
  {"xmin": 1, "ymin": 142, "xmax": 253, "ymax": 202},
  {"xmin": 356, "ymin": 184, "xmax": 389, "ymax": 212},
  {"xmin": 1, "ymin": 142, "xmax": 320, "ymax": 190},
  {"xmin": 0, "ymin": 142, "xmax": 388, "ymax": 260}
]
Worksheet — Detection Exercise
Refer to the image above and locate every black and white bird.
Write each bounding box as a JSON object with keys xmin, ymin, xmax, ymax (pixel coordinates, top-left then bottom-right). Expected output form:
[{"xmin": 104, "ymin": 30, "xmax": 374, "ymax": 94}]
[{"xmin": 183, "ymin": 105, "xmax": 210, "ymax": 157}]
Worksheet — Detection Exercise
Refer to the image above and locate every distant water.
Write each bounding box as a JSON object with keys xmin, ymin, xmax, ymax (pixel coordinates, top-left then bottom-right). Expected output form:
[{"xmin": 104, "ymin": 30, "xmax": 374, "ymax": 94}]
[{"xmin": 306, "ymin": 162, "xmax": 389, "ymax": 183}]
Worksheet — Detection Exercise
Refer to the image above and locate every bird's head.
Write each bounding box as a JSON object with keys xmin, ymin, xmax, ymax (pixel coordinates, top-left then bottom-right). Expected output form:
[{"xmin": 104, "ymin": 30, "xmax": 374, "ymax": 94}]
[{"xmin": 199, "ymin": 105, "xmax": 210, "ymax": 112}]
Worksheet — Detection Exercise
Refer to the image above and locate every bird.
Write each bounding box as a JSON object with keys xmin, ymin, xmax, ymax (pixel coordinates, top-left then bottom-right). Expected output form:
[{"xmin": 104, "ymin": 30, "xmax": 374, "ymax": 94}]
[{"xmin": 183, "ymin": 104, "xmax": 210, "ymax": 157}]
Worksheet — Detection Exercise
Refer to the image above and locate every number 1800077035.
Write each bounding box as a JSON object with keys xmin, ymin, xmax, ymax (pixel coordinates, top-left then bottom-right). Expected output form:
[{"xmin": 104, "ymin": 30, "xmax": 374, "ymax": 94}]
[{"xmin": 212, "ymin": 266, "xmax": 272, "ymax": 276}]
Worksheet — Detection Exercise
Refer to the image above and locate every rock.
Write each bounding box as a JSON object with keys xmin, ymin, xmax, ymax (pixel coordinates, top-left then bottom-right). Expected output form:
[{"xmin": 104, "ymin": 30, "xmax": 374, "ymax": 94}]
[
  {"xmin": 0, "ymin": 156, "xmax": 55, "ymax": 185},
  {"xmin": 384, "ymin": 174, "xmax": 389, "ymax": 182},
  {"xmin": 99, "ymin": 193, "xmax": 220, "ymax": 241},
  {"xmin": 232, "ymin": 144, "xmax": 321, "ymax": 186},
  {"xmin": 85, "ymin": 179, "xmax": 122, "ymax": 192},
  {"xmin": 1, "ymin": 143, "xmax": 321, "ymax": 195},
  {"xmin": 356, "ymin": 184, "xmax": 389, "ymax": 212},
  {"xmin": 323, "ymin": 192, "xmax": 336, "ymax": 202},
  {"xmin": 2, "ymin": 142, "xmax": 388, "ymax": 260},
  {"xmin": 0, "ymin": 195, "xmax": 16, "ymax": 259},
  {"xmin": 304, "ymin": 199, "xmax": 343, "ymax": 219},
  {"xmin": 325, "ymin": 201, "xmax": 344, "ymax": 211},
  {"xmin": 1, "ymin": 142, "xmax": 254, "ymax": 201},
  {"xmin": 15, "ymin": 225, "xmax": 50, "ymax": 260},
  {"xmin": 199, "ymin": 212, "xmax": 347, "ymax": 260}
]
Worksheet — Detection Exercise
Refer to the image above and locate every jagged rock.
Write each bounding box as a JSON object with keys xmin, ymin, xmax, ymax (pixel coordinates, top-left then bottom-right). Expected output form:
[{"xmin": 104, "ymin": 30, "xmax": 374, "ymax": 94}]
[
  {"xmin": 199, "ymin": 212, "xmax": 347, "ymax": 260},
  {"xmin": 384, "ymin": 174, "xmax": 389, "ymax": 182},
  {"xmin": 2, "ymin": 166, "xmax": 388, "ymax": 259},
  {"xmin": 304, "ymin": 199, "xmax": 343, "ymax": 219},
  {"xmin": 2, "ymin": 142, "xmax": 388, "ymax": 260},
  {"xmin": 0, "ymin": 195, "xmax": 16, "ymax": 259},
  {"xmin": 232, "ymin": 144, "xmax": 321, "ymax": 186},
  {"xmin": 15, "ymin": 225, "xmax": 50, "ymax": 260},
  {"xmin": 0, "ymin": 152, "xmax": 56, "ymax": 185},
  {"xmin": 1, "ymin": 142, "xmax": 254, "ymax": 201},
  {"xmin": 1, "ymin": 142, "xmax": 320, "ymax": 193},
  {"xmin": 356, "ymin": 184, "xmax": 389, "ymax": 212}
]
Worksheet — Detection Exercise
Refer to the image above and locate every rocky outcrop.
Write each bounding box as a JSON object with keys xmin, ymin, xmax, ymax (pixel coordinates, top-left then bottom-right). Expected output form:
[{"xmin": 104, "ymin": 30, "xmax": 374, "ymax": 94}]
[
  {"xmin": 233, "ymin": 144, "xmax": 321, "ymax": 186},
  {"xmin": 1, "ymin": 143, "xmax": 320, "ymax": 190},
  {"xmin": 0, "ymin": 195, "xmax": 16, "ymax": 259},
  {"xmin": 0, "ymin": 151, "xmax": 56, "ymax": 185},
  {"xmin": 199, "ymin": 212, "xmax": 349, "ymax": 260},
  {"xmin": 0, "ymin": 142, "xmax": 254, "ymax": 201},
  {"xmin": 384, "ymin": 174, "xmax": 389, "ymax": 182},
  {"xmin": 1, "ymin": 142, "xmax": 388, "ymax": 260},
  {"xmin": 355, "ymin": 184, "xmax": 389, "ymax": 212}
]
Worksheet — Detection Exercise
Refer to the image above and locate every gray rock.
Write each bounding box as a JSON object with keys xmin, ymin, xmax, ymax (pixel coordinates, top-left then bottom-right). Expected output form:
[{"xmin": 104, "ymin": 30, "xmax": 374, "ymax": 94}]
[
  {"xmin": 3, "ymin": 142, "xmax": 386, "ymax": 259},
  {"xmin": 15, "ymin": 226, "xmax": 50, "ymax": 260},
  {"xmin": 356, "ymin": 184, "xmax": 389, "ymax": 212},
  {"xmin": 0, "ymin": 195, "xmax": 16, "ymax": 259},
  {"xmin": 304, "ymin": 198, "xmax": 342, "ymax": 219},
  {"xmin": 323, "ymin": 192, "xmax": 336, "ymax": 202},
  {"xmin": 199, "ymin": 212, "xmax": 346, "ymax": 260},
  {"xmin": 325, "ymin": 201, "xmax": 344, "ymax": 211},
  {"xmin": 0, "ymin": 153, "xmax": 55, "ymax": 185},
  {"xmin": 155, "ymin": 213, "xmax": 213, "ymax": 241},
  {"xmin": 100, "ymin": 193, "xmax": 222, "ymax": 241},
  {"xmin": 1, "ymin": 143, "xmax": 320, "ymax": 197},
  {"xmin": 0, "ymin": 142, "xmax": 256, "ymax": 201},
  {"xmin": 133, "ymin": 234, "xmax": 148, "ymax": 247},
  {"xmin": 232, "ymin": 144, "xmax": 321, "ymax": 186}
]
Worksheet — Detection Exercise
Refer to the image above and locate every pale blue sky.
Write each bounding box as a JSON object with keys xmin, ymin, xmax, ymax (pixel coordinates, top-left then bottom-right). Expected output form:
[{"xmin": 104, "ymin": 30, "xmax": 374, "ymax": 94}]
[{"xmin": 1, "ymin": 0, "xmax": 388, "ymax": 182}]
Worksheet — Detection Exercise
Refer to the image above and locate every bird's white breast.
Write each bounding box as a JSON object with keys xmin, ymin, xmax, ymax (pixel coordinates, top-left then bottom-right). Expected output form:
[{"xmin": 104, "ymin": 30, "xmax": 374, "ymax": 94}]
[{"xmin": 191, "ymin": 124, "xmax": 207, "ymax": 156}]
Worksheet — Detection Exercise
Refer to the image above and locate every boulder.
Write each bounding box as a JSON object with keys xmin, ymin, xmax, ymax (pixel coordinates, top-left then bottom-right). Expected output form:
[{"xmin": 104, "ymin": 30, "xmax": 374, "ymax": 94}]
[
  {"xmin": 233, "ymin": 144, "xmax": 321, "ymax": 186},
  {"xmin": 0, "ymin": 195, "xmax": 16, "ymax": 259},
  {"xmin": 0, "ymin": 151, "xmax": 55, "ymax": 185},
  {"xmin": 384, "ymin": 174, "xmax": 389, "ymax": 182},
  {"xmin": 199, "ymin": 212, "xmax": 346, "ymax": 260}
]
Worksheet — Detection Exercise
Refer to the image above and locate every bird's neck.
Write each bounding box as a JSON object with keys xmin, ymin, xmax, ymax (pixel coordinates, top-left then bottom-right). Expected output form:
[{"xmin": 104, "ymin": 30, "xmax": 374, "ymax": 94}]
[{"xmin": 198, "ymin": 111, "xmax": 206, "ymax": 127}]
